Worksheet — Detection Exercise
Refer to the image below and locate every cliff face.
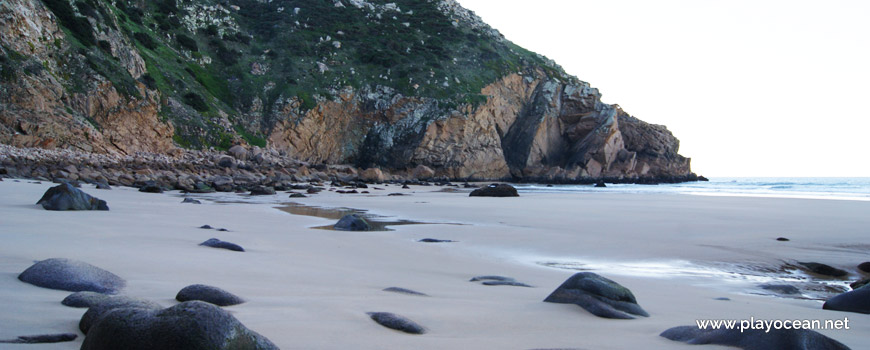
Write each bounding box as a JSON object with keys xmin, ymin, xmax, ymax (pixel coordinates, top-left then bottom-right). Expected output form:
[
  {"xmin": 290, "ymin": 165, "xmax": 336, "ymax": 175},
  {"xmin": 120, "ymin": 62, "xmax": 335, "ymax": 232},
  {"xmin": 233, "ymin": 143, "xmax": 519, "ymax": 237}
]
[{"xmin": 0, "ymin": 0, "xmax": 693, "ymax": 182}]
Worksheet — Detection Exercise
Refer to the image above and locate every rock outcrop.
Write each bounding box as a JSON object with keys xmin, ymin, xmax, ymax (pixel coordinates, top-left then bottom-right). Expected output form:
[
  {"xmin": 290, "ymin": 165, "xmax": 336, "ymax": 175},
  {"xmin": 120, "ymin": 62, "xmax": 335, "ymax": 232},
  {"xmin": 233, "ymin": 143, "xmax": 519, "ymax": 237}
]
[{"xmin": 37, "ymin": 182, "xmax": 108, "ymax": 210}]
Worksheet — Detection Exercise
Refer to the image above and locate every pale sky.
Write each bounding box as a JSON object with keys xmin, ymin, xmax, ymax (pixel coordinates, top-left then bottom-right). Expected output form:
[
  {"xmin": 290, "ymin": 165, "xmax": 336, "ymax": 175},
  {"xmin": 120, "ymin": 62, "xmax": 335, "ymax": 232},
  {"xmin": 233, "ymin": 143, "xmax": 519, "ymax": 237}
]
[{"xmin": 457, "ymin": 0, "xmax": 870, "ymax": 177}]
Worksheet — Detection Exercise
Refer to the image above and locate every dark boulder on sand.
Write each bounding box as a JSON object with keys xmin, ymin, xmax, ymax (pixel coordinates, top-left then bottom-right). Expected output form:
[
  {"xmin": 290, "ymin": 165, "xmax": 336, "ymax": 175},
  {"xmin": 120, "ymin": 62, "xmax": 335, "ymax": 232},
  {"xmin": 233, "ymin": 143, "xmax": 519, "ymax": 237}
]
[
  {"xmin": 250, "ymin": 186, "xmax": 276, "ymax": 195},
  {"xmin": 62, "ymin": 291, "xmax": 114, "ymax": 308},
  {"xmin": 334, "ymin": 214, "xmax": 371, "ymax": 231},
  {"xmin": 660, "ymin": 325, "xmax": 851, "ymax": 350},
  {"xmin": 138, "ymin": 181, "xmax": 164, "ymax": 193},
  {"xmin": 81, "ymin": 301, "xmax": 278, "ymax": 350},
  {"xmin": 469, "ymin": 183, "xmax": 519, "ymax": 197},
  {"xmin": 18, "ymin": 258, "xmax": 125, "ymax": 294},
  {"xmin": 470, "ymin": 275, "xmax": 532, "ymax": 287},
  {"xmin": 176, "ymin": 284, "xmax": 245, "ymax": 306},
  {"xmin": 199, "ymin": 238, "xmax": 245, "ymax": 252},
  {"xmin": 37, "ymin": 183, "xmax": 108, "ymax": 211},
  {"xmin": 418, "ymin": 238, "xmax": 455, "ymax": 243},
  {"xmin": 366, "ymin": 312, "xmax": 426, "ymax": 334},
  {"xmin": 79, "ymin": 296, "xmax": 163, "ymax": 334},
  {"xmin": 0, "ymin": 333, "xmax": 77, "ymax": 344},
  {"xmin": 858, "ymin": 262, "xmax": 870, "ymax": 273},
  {"xmin": 543, "ymin": 272, "xmax": 648, "ymax": 319},
  {"xmin": 823, "ymin": 284, "xmax": 870, "ymax": 314},
  {"xmin": 799, "ymin": 262, "xmax": 848, "ymax": 277}
]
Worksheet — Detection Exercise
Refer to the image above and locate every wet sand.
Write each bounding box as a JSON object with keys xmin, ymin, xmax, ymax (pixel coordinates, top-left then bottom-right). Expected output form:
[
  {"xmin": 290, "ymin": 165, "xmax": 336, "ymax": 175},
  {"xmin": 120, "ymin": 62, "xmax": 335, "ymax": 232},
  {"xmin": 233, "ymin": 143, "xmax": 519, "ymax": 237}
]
[{"xmin": 0, "ymin": 180, "xmax": 867, "ymax": 349}]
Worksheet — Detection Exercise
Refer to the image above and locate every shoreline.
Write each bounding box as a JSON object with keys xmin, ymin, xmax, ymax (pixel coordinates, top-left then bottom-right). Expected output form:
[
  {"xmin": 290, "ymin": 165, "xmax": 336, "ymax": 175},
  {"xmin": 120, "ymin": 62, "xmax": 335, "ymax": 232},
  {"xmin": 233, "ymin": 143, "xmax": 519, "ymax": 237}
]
[{"xmin": 1, "ymin": 179, "xmax": 867, "ymax": 349}]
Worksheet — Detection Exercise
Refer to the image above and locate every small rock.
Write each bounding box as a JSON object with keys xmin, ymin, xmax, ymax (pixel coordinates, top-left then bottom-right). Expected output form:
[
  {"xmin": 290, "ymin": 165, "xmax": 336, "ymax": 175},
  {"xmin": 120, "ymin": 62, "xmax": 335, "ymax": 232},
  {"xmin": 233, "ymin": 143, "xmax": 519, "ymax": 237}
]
[
  {"xmin": 594, "ymin": 181, "xmax": 606, "ymax": 188},
  {"xmin": 182, "ymin": 198, "xmax": 202, "ymax": 204},
  {"xmin": 216, "ymin": 228, "xmax": 229, "ymax": 232},
  {"xmin": 482, "ymin": 281, "xmax": 533, "ymax": 287},
  {"xmin": 418, "ymin": 238, "xmax": 455, "ymax": 243},
  {"xmin": 383, "ymin": 287, "xmax": 428, "ymax": 296},
  {"xmin": 850, "ymin": 278, "xmax": 869, "ymax": 290},
  {"xmin": 334, "ymin": 214, "xmax": 371, "ymax": 231},
  {"xmin": 250, "ymin": 185, "xmax": 276, "ymax": 195},
  {"xmin": 543, "ymin": 272, "xmax": 648, "ymax": 319},
  {"xmin": 199, "ymin": 225, "xmax": 214, "ymax": 229},
  {"xmin": 289, "ymin": 193, "xmax": 307, "ymax": 198},
  {"xmin": 94, "ymin": 182, "xmax": 111, "ymax": 190},
  {"xmin": 714, "ymin": 297, "xmax": 731, "ymax": 301},
  {"xmin": 470, "ymin": 275, "xmax": 515, "ymax": 282},
  {"xmin": 469, "ymin": 183, "xmax": 519, "ymax": 197},
  {"xmin": 776, "ymin": 237, "xmax": 790, "ymax": 241},
  {"xmin": 388, "ymin": 193, "xmax": 406, "ymax": 196},
  {"xmin": 0, "ymin": 333, "xmax": 77, "ymax": 344},
  {"xmin": 366, "ymin": 312, "xmax": 426, "ymax": 334},
  {"xmin": 176, "ymin": 284, "xmax": 245, "ymax": 306},
  {"xmin": 37, "ymin": 183, "xmax": 108, "ymax": 211},
  {"xmin": 199, "ymin": 238, "xmax": 244, "ymax": 252},
  {"xmin": 62, "ymin": 291, "xmax": 113, "ymax": 308},
  {"xmin": 401, "ymin": 184, "xmax": 410, "ymax": 189},
  {"xmin": 138, "ymin": 181, "xmax": 164, "ymax": 193},
  {"xmin": 660, "ymin": 325, "xmax": 851, "ymax": 350},
  {"xmin": 18, "ymin": 258, "xmax": 125, "ymax": 294},
  {"xmin": 798, "ymin": 262, "xmax": 848, "ymax": 277}
]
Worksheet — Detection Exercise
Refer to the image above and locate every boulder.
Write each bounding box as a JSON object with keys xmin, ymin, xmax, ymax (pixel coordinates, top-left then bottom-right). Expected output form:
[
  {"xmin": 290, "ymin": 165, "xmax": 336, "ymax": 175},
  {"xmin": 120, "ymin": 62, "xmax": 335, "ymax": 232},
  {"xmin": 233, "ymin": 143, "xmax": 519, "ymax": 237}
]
[
  {"xmin": 36, "ymin": 183, "xmax": 108, "ymax": 211},
  {"xmin": 228, "ymin": 145, "xmax": 249, "ymax": 160},
  {"xmin": 799, "ymin": 262, "xmax": 848, "ymax": 277},
  {"xmin": 360, "ymin": 168, "xmax": 386, "ymax": 183},
  {"xmin": 594, "ymin": 181, "xmax": 606, "ymax": 188},
  {"xmin": 469, "ymin": 183, "xmax": 519, "ymax": 197},
  {"xmin": 18, "ymin": 258, "xmax": 125, "ymax": 294},
  {"xmin": 138, "ymin": 181, "xmax": 163, "ymax": 193},
  {"xmin": 216, "ymin": 156, "xmax": 235, "ymax": 168},
  {"xmin": 823, "ymin": 284, "xmax": 870, "ymax": 314},
  {"xmin": 858, "ymin": 262, "xmax": 870, "ymax": 273},
  {"xmin": 366, "ymin": 312, "xmax": 426, "ymax": 334},
  {"xmin": 660, "ymin": 325, "xmax": 851, "ymax": 350},
  {"xmin": 383, "ymin": 287, "xmax": 428, "ymax": 296},
  {"xmin": 176, "ymin": 284, "xmax": 245, "ymax": 306},
  {"xmin": 250, "ymin": 186, "xmax": 276, "ymax": 195},
  {"xmin": 80, "ymin": 301, "xmax": 278, "ymax": 350},
  {"xmin": 289, "ymin": 193, "xmax": 307, "ymax": 198},
  {"xmin": 79, "ymin": 296, "xmax": 163, "ymax": 334},
  {"xmin": 543, "ymin": 272, "xmax": 648, "ymax": 319},
  {"xmin": 411, "ymin": 165, "xmax": 435, "ymax": 180},
  {"xmin": 0, "ymin": 333, "xmax": 77, "ymax": 344},
  {"xmin": 333, "ymin": 214, "xmax": 371, "ymax": 231},
  {"xmin": 199, "ymin": 238, "xmax": 245, "ymax": 252}
]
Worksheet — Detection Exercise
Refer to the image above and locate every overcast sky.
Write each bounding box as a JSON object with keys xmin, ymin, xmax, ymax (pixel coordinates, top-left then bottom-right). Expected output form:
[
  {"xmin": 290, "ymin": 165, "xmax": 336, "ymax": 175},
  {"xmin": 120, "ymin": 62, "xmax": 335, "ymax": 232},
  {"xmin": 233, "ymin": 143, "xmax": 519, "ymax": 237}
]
[{"xmin": 457, "ymin": 0, "xmax": 870, "ymax": 177}]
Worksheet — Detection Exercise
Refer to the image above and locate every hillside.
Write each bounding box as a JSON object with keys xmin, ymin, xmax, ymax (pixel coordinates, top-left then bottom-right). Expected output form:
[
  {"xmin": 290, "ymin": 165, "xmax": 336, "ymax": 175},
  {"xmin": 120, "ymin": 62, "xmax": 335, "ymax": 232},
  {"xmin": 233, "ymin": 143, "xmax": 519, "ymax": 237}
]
[{"xmin": 0, "ymin": 0, "xmax": 695, "ymax": 182}]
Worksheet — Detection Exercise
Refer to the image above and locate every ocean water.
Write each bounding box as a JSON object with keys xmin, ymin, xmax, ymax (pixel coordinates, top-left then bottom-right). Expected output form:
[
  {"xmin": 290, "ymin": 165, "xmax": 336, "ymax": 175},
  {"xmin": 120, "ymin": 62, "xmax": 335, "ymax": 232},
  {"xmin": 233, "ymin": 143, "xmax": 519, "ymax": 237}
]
[{"xmin": 515, "ymin": 177, "xmax": 870, "ymax": 201}]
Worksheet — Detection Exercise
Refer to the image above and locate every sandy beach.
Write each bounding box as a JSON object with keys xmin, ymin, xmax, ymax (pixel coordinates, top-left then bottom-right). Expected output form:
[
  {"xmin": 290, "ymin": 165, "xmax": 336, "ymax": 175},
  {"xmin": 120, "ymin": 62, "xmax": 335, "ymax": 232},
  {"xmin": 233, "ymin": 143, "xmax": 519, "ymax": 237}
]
[{"xmin": 1, "ymin": 180, "xmax": 867, "ymax": 349}]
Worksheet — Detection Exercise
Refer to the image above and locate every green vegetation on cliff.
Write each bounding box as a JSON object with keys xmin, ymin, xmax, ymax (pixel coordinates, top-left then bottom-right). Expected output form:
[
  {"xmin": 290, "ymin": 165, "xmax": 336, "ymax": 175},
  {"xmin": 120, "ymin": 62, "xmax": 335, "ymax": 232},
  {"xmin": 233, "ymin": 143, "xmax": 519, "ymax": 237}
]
[{"xmin": 38, "ymin": 0, "xmax": 572, "ymax": 150}]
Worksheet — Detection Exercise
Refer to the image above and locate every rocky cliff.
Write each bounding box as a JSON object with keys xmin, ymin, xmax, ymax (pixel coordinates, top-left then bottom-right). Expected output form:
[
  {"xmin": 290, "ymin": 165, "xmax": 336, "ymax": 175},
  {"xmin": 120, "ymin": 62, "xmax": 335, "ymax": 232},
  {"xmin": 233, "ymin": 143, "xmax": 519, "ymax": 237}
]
[{"xmin": 0, "ymin": 0, "xmax": 694, "ymax": 182}]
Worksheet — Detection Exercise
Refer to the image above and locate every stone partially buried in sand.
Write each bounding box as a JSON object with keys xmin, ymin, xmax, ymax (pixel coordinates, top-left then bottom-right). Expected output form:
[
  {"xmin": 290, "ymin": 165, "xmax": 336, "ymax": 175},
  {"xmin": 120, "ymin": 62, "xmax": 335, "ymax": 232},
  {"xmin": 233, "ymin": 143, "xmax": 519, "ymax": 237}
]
[
  {"xmin": 79, "ymin": 296, "xmax": 164, "ymax": 334},
  {"xmin": 81, "ymin": 301, "xmax": 278, "ymax": 350},
  {"xmin": 366, "ymin": 312, "xmax": 426, "ymax": 334},
  {"xmin": 18, "ymin": 258, "xmax": 125, "ymax": 294},
  {"xmin": 469, "ymin": 183, "xmax": 519, "ymax": 197},
  {"xmin": 543, "ymin": 272, "xmax": 648, "ymax": 319},
  {"xmin": 334, "ymin": 214, "xmax": 371, "ymax": 231},
  {"xmin": 37, "ymin": 183, "xmax": 108, "ymax": 211},
  {"xmin": 798, "ymin": 262, "xmax": 848, "ymax": 277},
  {"xmin": 0, "ymin": 333, "xmax": 77, "ymax": 344},
  {"xmin": 176, "ymin": 284, "xmax": 245, "ymax": 307},
  {"xmin": 660, "ymin": 325, "xmax": 851, "ymax": 350},
  {"xmin": 199, "ymin": 238, "xmax": 245, "ymax": 252}
]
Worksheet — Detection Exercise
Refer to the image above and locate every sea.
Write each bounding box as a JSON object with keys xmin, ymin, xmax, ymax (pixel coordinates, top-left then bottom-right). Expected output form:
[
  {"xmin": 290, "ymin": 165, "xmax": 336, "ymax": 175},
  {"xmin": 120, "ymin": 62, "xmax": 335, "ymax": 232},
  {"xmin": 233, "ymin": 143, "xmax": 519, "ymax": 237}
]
[{"xmin": 514, "ymin": 177, "xmax": 870, "ymax": 201}]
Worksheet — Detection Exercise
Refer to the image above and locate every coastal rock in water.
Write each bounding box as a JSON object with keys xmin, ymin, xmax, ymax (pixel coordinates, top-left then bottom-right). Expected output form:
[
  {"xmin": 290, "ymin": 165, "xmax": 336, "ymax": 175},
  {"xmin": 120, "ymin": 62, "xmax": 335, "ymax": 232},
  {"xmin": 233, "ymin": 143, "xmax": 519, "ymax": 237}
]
[
  {"xmin": 383, "ymin": 287, "xmax": 428, "ymax": 296},
  {"xmin": 544, "ymin": 272, "xmax": 648, "ymax": 319},
  {"xmin": 80, "ymin": 301, "xmax": 279, "ymax": 350},
  {"xmin": 823, "ymin": 284, "xmax": 870, "ymax": 314},
  {"xmin": 334, "ymin": 214, "xmax": 371, "ymax": 231},
  {"xmin": 199, "ymin": 238, "xmax": 245, "ymax": 252},
  {"xmin": 858, "ymin": 262, "xmax": 870, "ymax": 273},
  {"xmin": 660, "ymin": 325, "xmax": 851, "ymax": 350},
  {"xmin": 62, "ymin": 291, "xmax": 114, "ymax": 308},
  {"xmin": 0, "ymin": 333, "xmax": 77, "ymax": 344},
  {"xmin": 366, "ymin": 312, "xmax": 426, "ymax": 334},
  {"xmin": 37, "ymin": 183, "xmax": 108, "ymax": 211},
  {"xmin": 799, "ymin": 262, "xmax": 848, "ymax": 277},
  {"xmin": 79, "ymin": 296, "xmax": 163, "ymax": 334},
  {"xmin": 759, "ymin": 284, "xmax": 800, "ymax": 295},
  {"xmin": 469, "ymin": 183, "xmax": 519, "ymax": 197},
  {"xmin": 182, "ymin": 198, "xmax": 202, "ymax": 204},
  {"xmin": 18, "ymin": 258, "xmax": 125, "ymax": 294},
  {"xmin": 850, "ymin": 278, "xmax": 869, "ymax": 290},
  {"xmin": 176, "ymin": 284, "xmax": 245, "ymax": 306}
]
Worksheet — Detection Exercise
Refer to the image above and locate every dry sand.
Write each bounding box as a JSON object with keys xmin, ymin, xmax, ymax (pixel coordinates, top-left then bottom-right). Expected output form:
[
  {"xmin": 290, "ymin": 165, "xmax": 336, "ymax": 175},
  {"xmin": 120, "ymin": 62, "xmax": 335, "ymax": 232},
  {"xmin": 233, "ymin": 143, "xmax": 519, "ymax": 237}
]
[{"xmin": 0, "ymin": 180, "xmax": 867, "ymax": 349}]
